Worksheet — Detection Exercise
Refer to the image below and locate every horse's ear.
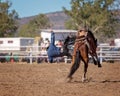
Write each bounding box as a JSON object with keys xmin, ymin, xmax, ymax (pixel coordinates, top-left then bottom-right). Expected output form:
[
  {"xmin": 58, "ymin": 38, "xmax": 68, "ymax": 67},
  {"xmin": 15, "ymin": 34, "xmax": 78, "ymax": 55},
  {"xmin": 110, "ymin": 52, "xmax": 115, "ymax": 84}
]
[{"xmin": 95, "ymin": 38, "xmax": 97, "ymax": 43}]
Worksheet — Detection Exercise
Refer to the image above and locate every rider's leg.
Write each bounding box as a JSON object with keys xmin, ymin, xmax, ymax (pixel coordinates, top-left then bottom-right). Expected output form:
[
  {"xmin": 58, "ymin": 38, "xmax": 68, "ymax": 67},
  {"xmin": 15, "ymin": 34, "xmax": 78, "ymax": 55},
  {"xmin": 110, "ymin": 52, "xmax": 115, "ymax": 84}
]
[{"xmin": 85, "ymin": 40, "xmax": 92, "ymax": 53}]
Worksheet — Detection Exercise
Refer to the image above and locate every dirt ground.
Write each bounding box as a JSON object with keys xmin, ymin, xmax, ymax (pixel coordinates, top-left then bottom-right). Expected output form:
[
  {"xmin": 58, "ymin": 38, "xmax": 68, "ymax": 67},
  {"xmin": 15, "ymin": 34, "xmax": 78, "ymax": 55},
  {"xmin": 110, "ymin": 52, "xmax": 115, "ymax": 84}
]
[{"xmin": 0, "ymin": 62, "xmax": 120, "ymax": 96}]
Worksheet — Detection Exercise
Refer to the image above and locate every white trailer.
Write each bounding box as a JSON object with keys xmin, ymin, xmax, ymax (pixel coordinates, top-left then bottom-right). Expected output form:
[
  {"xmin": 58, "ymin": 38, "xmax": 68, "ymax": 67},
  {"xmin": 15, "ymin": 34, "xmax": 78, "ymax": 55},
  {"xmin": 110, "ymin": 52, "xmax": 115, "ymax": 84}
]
[
  {"xmin": 40, "ymin": 29, "xmax": 77, "ymax": 42},
  {"xmin": 0, "ymin": 37, "xmax": 34, "ymax": 51}
]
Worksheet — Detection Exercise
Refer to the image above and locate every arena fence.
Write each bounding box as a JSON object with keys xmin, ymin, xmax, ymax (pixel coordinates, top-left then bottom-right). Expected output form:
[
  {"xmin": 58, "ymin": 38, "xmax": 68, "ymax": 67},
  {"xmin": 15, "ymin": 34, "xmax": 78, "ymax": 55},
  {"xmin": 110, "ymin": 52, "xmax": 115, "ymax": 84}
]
[
  {"xmin": 0, "ymin": 45, "xmax": 120, "ymax": 64},
  {"xmin": 97, "ymin": 45, "xmax": 120, "ymax": 63},
  {"xmin": 64, "ymin": 45, "xmax": 120, "ymax": 63}
]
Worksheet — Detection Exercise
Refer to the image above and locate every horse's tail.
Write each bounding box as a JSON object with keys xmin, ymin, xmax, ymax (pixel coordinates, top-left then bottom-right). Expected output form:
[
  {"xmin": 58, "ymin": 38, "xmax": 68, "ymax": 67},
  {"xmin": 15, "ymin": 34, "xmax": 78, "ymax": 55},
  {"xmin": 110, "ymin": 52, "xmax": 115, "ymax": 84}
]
[{"xmin": 68, "ymin": 50, "xmax": 81, "ymax": 78}]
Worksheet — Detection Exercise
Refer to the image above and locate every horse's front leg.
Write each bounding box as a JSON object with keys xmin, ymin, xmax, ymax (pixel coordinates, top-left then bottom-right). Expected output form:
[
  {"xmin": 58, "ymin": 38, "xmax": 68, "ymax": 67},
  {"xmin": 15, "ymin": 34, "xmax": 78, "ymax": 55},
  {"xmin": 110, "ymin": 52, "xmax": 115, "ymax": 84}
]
[
  {"xmin": 90, "ymin": 52, "xmax": 102, "ymax": 68},
  {"xmin": 94, "ymin": 54, "xmax": 102, "ymax": 68},
  {"xmin": 96, "ymin": 55, "xmax": 102, "ymax": 67}
]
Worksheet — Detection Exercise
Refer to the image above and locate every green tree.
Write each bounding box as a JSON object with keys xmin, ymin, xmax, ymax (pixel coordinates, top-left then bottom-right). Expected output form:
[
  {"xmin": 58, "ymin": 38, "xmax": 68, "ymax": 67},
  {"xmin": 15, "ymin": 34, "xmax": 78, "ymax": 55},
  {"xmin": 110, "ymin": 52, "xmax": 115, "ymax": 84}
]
[
  {"xmin": 0, "ymin": 1, "xmax": 18, "ymax": 37},
  {"xmin": 19, "ymin": 14, "xmax": 51, "ymax": 37},
  {"xmin": 63, "ymin": 0, "xmax": 120, "ymax": 41}
]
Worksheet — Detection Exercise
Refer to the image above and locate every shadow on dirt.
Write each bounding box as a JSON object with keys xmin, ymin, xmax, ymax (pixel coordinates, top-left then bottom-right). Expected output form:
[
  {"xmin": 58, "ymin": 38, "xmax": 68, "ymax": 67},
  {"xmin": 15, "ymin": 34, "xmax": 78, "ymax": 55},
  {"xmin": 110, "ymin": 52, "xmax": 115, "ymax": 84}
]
[
  {"xmin": 100, "ymin": 80, "xmax": 120, "ymax": 83},
  {"xmin": 67, "ymin": 78, "xmax": 120, "ymax": 83}
]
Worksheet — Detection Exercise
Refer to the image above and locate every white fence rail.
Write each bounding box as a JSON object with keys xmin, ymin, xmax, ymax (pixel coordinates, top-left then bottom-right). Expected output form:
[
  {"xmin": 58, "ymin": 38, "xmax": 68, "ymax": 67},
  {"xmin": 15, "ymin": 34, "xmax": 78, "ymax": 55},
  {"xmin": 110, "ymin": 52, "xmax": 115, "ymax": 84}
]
[
  {"xmin": 0, "ymin": 45, "xmax": 120, "ymax": 64},
  {"xmin": 97, "ymin": 46, "xmax": 120, "ymax": 63}
]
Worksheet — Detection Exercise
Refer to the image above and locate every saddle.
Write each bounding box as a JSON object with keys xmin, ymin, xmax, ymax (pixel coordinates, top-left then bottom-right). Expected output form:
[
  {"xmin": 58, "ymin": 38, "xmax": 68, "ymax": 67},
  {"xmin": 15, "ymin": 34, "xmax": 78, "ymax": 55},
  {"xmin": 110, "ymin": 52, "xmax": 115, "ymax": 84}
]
[{"xmin": 75, "ymin": 36, "xmax": 92, "ymax": 53}]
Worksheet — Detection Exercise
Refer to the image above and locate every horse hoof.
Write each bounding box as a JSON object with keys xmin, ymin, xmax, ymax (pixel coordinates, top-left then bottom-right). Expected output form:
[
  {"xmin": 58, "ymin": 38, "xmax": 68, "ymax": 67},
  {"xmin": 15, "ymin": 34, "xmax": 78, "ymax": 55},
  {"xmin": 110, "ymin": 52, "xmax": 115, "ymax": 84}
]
[
  {"xmin": 98, "ymin": 64, "xmax": 102, "ymax": 68},
  {"xmin": 66, "ymin": 77, "xmax": 73, "ymax": 82},
  {"xmin": 82, "ymin": 78, "xmax": 86, "ymax": 82},
  {"xmin": 93, "ymin": 61, "xmax": 97, "ymax": 65}
]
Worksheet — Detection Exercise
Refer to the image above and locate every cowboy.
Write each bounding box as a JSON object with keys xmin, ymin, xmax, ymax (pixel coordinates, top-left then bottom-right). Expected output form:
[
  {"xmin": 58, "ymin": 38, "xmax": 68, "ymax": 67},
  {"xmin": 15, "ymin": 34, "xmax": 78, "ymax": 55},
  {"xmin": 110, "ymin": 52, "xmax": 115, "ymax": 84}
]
[
  {"xmin": 77, "ymin": 27, "xmax": 88, "ymax": 37},
  {"xmin": 71, "ymin": 27, "xmax": 92, "ymax": 63},
  {"xmin": 77, "ymin": 27, "xmax": 92, "ymax": 53}
]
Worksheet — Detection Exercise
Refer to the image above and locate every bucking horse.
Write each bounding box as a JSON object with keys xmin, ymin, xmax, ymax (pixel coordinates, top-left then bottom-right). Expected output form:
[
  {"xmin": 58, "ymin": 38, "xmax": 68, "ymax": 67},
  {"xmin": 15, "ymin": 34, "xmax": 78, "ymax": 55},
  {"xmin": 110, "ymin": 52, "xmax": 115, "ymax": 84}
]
[{"xmin": 66, "ymin": 30, "xmax": 102, "ymax": 82}]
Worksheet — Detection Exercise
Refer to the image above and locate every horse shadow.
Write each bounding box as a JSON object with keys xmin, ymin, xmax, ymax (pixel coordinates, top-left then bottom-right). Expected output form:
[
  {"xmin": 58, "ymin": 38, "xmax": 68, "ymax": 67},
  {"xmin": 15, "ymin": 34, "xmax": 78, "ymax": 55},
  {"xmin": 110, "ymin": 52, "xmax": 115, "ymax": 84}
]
[{"xmin": 68, "ymin": 77, "xmax": 120, "ymax": 83}]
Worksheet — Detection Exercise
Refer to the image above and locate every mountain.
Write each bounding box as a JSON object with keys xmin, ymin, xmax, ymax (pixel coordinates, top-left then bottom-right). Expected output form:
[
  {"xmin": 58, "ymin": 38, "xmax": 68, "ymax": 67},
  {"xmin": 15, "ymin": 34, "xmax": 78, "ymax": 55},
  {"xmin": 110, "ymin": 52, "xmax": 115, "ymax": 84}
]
[{"xmin": 17, "ymin": 11, "xmax": 70, "ymax": 29}]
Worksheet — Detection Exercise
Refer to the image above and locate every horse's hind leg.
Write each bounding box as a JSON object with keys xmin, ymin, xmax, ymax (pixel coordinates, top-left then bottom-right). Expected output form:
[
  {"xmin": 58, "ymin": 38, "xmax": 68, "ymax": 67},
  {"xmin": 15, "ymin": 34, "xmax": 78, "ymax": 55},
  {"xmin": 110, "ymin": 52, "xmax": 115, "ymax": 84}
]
[
  {"xmin": 82, "ymin": 58, "xmax": 88, "ymax": 82},
  {"xmin": 82, "ymin": 65, "xmax": 88, "ymax": 82}
]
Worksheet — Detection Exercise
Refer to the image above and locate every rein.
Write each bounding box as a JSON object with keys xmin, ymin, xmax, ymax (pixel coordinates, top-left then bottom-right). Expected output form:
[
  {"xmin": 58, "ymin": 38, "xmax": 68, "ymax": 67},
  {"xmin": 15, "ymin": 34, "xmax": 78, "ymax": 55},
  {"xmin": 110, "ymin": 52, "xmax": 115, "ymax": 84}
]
[
  {"xmin": 75, "ymin": 36, "xmax": 87, "ymax": 49},
  {"xmin": 75, "ymin": 36, "xmax": 87, "ymax": 43}
]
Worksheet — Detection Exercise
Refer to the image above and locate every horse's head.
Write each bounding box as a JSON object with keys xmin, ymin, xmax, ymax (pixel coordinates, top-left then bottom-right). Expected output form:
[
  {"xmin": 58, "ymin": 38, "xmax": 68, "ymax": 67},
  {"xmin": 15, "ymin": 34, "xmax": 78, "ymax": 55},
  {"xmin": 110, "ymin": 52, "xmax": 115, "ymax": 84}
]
[
  {"xmin": 62, "ymin": 36, "xmax": 76, "ymax": 58},
  {"xmin": 64, "ymin": 36, "xmax": 70, "ymax": 46},
  {"xmin": 64, "ymin": 36, "xmax": 76, "ymax": 45}
]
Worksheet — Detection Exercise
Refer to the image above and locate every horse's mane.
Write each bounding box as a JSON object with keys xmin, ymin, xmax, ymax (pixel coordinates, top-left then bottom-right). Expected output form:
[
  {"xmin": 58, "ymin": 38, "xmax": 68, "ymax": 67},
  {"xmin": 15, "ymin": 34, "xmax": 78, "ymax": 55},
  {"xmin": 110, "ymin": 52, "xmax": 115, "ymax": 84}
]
[{"xmin": 87, "ymin": 30, "xmax": 97, "ymax": 45}]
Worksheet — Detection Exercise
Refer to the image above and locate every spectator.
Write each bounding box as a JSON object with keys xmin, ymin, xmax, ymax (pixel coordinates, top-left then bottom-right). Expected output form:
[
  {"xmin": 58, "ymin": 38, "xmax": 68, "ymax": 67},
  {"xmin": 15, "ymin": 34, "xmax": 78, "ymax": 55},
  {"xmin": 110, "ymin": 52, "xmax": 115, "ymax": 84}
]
[
  {"xmin": 57, "ymin": 40, "xmax": 63, "ymax": 48},
  {"xmin": 109, "ymin": 39, "xmax": 118, "ymax": 51},
  {"xmin": 110, "ymin": 39, "xmax": 115, "ymax": 46},
  {"xmin": 44, "ymin": 38, "xmax": 50, "ymax": 49}
]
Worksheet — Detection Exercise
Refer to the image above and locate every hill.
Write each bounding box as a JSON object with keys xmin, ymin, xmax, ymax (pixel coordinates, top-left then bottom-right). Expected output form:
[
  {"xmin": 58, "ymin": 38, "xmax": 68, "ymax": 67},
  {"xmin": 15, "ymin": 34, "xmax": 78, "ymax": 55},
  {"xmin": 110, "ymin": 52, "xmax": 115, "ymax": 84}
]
[
  {"xmin": 17, "ymin": 11, "xmax": 70, "ymax": 29},
  {"xmin": 17, "ymin": 10, "xmax": 120, "ymax": 39}
]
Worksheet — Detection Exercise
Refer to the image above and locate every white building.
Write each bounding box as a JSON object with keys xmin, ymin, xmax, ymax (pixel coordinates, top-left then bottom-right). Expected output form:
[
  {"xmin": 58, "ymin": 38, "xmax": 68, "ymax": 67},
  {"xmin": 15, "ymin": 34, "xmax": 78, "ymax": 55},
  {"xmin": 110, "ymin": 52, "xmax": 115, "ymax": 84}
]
[
  {"xmin": 0, "ymin": 37, "xmax": 34, "ymax": 51},
  {"xmin": 40, "ymin": 29, "xmax": 77, "ymax": 42}
]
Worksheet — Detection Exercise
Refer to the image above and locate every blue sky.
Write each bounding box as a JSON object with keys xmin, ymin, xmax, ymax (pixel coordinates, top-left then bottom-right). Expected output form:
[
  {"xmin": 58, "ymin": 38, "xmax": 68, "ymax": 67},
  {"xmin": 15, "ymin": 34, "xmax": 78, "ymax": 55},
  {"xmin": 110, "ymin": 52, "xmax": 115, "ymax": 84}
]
[{"xmin": 8, "ymin": 0, "xmax": 71, "ymax": 18}]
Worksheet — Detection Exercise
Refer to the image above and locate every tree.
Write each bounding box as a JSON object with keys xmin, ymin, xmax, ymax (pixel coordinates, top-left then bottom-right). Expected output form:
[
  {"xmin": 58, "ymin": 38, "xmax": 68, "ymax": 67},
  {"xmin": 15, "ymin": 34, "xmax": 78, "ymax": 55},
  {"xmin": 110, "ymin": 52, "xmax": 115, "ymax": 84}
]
[
  {"xmin": 63, "ymin": 0, "xmax": 120, "ymax": 41},
  {"xmin": 18, "ymin": 14, "xmax": 51, "ymax": 37},
  {"xmin": 0, "ymin": 1, "xmax": 18, "ymax": 37}
]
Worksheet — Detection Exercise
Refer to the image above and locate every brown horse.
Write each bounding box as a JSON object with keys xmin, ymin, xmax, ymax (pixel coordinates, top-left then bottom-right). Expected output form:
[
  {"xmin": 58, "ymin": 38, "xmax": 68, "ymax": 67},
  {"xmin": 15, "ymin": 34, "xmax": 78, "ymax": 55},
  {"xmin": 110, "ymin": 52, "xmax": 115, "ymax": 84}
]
[{"xmin": 66, "ymin": 30, "xmax": 102, "ymax": 82}]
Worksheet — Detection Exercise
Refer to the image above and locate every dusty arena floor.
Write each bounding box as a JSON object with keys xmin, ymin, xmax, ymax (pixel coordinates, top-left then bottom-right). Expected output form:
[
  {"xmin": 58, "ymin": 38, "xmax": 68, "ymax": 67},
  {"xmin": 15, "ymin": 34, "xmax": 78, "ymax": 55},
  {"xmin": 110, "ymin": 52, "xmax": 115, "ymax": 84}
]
[{"xmin": 0, "ymin": 62, "xmax": 120, "ymax": 96}]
